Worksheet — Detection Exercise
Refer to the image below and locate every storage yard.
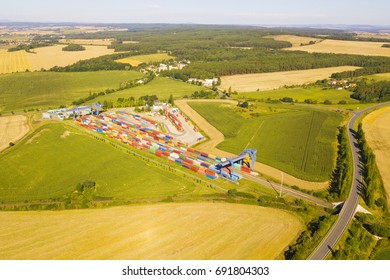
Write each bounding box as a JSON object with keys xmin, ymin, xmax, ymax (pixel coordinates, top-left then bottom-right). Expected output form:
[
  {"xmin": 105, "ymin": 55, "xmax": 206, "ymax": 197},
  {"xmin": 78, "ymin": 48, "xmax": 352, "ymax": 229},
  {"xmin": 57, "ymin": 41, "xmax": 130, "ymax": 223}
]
[{"xmin": 76, "ymin": 106, "xmax": 257, "ymax": 182}]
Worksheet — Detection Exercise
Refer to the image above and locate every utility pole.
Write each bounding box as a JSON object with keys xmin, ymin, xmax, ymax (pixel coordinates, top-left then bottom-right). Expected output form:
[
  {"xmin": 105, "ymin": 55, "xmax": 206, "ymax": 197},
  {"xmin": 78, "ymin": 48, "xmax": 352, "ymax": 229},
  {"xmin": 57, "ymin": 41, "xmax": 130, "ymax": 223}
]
[{"xmin": 279, "ymin": 172, "xmax": 284, "ymax": 197}]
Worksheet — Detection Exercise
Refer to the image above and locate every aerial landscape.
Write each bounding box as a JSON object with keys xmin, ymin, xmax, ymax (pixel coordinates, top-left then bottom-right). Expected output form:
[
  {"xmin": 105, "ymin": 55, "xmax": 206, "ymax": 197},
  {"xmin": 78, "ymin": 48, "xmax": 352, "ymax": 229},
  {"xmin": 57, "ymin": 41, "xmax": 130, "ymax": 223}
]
[{"xmin": 0, "ymin": 0, "xmax": 390, "ymax": 264}]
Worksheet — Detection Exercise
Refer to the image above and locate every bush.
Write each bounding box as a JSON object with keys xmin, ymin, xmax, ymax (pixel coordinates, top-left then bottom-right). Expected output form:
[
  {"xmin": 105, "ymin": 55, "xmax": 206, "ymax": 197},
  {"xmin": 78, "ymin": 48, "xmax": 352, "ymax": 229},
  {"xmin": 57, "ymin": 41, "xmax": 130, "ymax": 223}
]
[
  {"xmin": 324, "ymin": 99, "xmax": 332, "ymax": 105},
  {"xmin": 281, "ymin": 97, "xmax": 294, "ymax": 103}
]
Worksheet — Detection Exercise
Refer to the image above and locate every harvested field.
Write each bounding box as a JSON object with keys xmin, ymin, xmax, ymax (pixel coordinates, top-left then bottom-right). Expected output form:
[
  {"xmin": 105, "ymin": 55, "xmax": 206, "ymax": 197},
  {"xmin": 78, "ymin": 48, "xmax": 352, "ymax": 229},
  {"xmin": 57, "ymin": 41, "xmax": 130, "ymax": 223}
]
[
  {"xmin": 0, "ymin": 115, "xmax": 29, "ymax": 152},
  {"xmin": 59, "ymin": 39, "xmax": 113, "ymax": 46},
  {"xmin": 287, "ymin": 39, "xmax": 390, "ymax": 57},
  {"xmin": 0, "ymin": 203, "xmax": 302, "ymax": 260},
  {"xmin": 27, "ymin": 45, "xmax": 116, "ymax": 71},
  {"xmin": 0, "ymin": 45, "xmax": 116, "ymax": 74},
  {"xmin": 266, "ymin": 35, "xmax": 322, "ymax": 47},
  {"xmin": 219, "ymin": 66, "xmax": 359, "ymax": 92},
  {"xmin": 0, "ymin": 50, "xmax": 31, "ymax": 74},
  {"xmin": 363, "ymin": 106, "xmax": 390, "ymax": 206},
  {"xmin": 116, "ymin": 53, "xmax": 174, "ymax": 66},
  {"xmin": 175, "ymin": 99, "xmax": 330, "ymax": 190}
]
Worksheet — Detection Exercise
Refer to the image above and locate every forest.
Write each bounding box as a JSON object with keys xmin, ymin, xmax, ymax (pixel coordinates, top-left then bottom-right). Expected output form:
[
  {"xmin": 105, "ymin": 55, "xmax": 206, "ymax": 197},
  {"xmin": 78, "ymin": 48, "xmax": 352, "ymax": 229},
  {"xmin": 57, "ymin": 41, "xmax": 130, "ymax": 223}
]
[{"xmin": 46, "ymin": 27, "xmax": 390, "ymax": 80}]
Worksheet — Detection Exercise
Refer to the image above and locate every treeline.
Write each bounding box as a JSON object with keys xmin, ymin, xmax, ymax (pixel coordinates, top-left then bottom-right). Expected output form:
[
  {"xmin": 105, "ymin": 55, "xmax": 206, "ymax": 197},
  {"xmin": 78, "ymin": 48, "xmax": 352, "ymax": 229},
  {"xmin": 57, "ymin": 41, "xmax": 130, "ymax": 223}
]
[
  {"xmin": 169, "ymin": 51, "xmax": 390, "ymax": 79},
  {"xmin": 284, "ymin": 215, "xmax": 337, "ymax": 259},
  {"xmin": 50, "ymin": 52, "xmax": 136, "ymax": 72},
  {"xmin": 350, "ymin": 80, "xmax": 390, "ymax": 102},
  {"xmin": 8, "ymin": 40, "xmax": 56, "ymax": 52},
  {"xmin": 72, "ymin": 74, "xmax": 154, "ymax": 105},
  {"xmin": 382, "ymin": 44, "xmax": 390, "ymax": 48},
  {"xmin": 187, "ymin": 90, "xmax": 216, "ymax": 99},
  {"xmin": 328, "ymin": 126, "xmax": 352, "ymax": 200},
  {"xmin": 101, "ymin": 95, "xmax": 160, "ymax": 110},
  {"xmin": 356, "ymin": 123, "xmax": 387, "ymax": 210},
  {"xmin": 331, "ymin": 219, "xmax": 375, "ymax": 260},
  {"xmin": 331, "ymin": 64, "xmax": 390, "ymax": 79}
]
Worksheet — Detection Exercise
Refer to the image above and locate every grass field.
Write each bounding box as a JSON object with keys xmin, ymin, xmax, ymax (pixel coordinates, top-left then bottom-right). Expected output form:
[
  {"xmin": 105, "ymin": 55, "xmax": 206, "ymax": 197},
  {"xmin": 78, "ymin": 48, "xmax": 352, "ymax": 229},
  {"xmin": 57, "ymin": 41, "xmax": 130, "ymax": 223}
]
[
  {"xmin": 0, "ymin": 122, "xmax": 206, "ymax": 203},
  {"xmin": 373, "ymin": 249, "xmax": 390, "ymax": 260},
  {"xmin": 239, "ymin": 86, "xmax": 357, "ymax": 104},
  {"xmin": 266, "ymin": 35, "xmax": 322, "ymax": 47},
  {"xmin": 0, "ymin": 115, "xmax": 29, "ymax": 152},
  {"xmin": 0, "ymin": 203, "xmax": 302, "ymax": 259},
  {"xmin": 287, "ymin": 39, "xmax": 390, "ymax": 57},
  {"xmin": 0, "ymin": 71, "xmax": 143, "ymax": 112},
  {"xmin": 116, "ymin": 53, "xmax": 175, "ymax": 66},
  {"xmin": 363, "ymin": 106, "xmax": 390, "ymax": 206},
  {"xmin": 365, "ymin": 73, "xmax": 390, "ymax": 81},
  {"xmin": 0, "ymin": 50, "xmax": 31, "ymax": 74},
  {"xmin": 189, "ymin": 102, "xmax": 344, "ymax": 181},
  {"xmin": 93, "ymin": 77, "xmax": 204, "ymax": 103},
  {"xmin": 219, "ymin": 66, "xmax": 360, "ymax": 92}
]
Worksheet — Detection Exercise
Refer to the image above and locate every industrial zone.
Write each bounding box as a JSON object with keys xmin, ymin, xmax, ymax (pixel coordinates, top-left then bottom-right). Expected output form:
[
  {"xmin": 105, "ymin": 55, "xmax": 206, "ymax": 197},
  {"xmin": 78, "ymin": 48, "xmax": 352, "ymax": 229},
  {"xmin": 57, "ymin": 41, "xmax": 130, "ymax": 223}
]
[{"xmin": 44, "ymin": 103, "xmax": 258, "ymax": 183}]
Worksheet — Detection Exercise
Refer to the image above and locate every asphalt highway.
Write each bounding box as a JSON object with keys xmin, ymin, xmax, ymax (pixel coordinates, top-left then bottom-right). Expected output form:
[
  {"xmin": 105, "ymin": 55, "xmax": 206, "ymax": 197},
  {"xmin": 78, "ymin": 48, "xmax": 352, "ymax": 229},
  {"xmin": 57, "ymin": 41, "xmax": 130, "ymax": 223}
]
[{"xmin": 309, "ymin": 102, "xmax": 390, "ymax": 260}]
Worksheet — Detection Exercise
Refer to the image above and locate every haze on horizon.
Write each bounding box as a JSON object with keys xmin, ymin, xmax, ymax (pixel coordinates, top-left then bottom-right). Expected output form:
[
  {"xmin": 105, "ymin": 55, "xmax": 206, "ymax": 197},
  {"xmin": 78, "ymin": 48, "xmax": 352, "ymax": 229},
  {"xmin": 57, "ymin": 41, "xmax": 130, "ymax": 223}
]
[{"xmin": 1, "ymin": 0, "xmax": 389, "ymax": 26}]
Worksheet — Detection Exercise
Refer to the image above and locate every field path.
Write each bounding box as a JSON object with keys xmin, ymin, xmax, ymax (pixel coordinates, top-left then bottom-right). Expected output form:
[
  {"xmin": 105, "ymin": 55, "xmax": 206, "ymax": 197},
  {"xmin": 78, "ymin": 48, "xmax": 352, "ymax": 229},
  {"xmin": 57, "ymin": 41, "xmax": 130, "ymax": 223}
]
[
  {"xmin": 0, "ymin": 115, "xmax": 29, "ymax": 152},
  {"xmin": 175, "ymin": 99, "xmax": 328, "ymax": 190},
  {"xmin": 363, "ymin": 106, "xmax": 390, "ymax": 206}
]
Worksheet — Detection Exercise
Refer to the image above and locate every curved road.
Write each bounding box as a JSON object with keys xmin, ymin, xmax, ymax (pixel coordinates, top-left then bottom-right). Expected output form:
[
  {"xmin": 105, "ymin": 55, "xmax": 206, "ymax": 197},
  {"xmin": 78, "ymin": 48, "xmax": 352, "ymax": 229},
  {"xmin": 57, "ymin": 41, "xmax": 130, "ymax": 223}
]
[{"xmin": 309, "ymin": 102, "xmax": 390, "ymax": 260}]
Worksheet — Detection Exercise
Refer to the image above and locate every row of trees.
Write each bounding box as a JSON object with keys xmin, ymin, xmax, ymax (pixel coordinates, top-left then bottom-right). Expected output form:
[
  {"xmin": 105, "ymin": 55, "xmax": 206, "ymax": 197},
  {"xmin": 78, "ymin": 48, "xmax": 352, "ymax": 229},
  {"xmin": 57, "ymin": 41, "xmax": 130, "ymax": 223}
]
[
  {"xmin": 356, "ymin": 123, "xmax": 387, "ymax": 210},
  {"xmin": 72, "ymin": 74, "xmax": 154, "ymax": 105},
  {"xmin": 284, "ymin": 215, "xmax": 337, "ymax": 259},
  {"xmin": 50, "ymin": 52, "xmax": 137, "ymax": 72},
  {"xmin": 328, "ymin": 126, "xmax": 352, "ymax": 200},
  {"xmin": 331, "ymin": 64, "xmax": 390, "ymax": 79}
]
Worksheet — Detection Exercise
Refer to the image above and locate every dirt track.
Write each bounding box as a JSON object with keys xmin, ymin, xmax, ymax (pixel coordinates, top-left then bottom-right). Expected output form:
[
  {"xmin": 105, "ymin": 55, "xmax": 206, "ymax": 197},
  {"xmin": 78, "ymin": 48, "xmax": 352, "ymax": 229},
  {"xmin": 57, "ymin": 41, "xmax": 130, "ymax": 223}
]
[
  {"xmin": 175, "ymin": 99, "xmax": 328, "ymax": 190},
  {"xmin": 0, "ymin": 115, "xmax": 29, "ymax": 152}
]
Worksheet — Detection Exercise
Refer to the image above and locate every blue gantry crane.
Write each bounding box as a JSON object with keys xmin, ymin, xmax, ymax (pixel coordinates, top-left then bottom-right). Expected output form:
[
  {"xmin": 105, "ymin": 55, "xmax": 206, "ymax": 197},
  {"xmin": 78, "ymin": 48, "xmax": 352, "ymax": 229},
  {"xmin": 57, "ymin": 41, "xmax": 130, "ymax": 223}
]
[{"xmin": 214, "ymin": 149, "xmax": 257, "ymax": 181}]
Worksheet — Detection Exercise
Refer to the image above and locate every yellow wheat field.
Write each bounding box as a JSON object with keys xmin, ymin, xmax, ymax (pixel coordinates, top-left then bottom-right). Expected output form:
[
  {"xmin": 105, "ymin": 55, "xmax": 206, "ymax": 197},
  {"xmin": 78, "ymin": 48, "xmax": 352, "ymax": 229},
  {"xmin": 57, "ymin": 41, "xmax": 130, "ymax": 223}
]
[
  {"xmin": 0, "ymin": 203, "xmax": 301, "ymax": 260},
  {"xmin": 266, "ymin": 35, "xmax": 322, "ymax": 47},
  {"xmin": 0, "ymin": 115, "xmax": 29, "ymax": 152},
  {"xmin": 0, "ymin": 50, "xmax": 31, "ymax": 74},
  {"xmin": 0, "ymin": 45, "xmax": 117, "ymax": 74},
  {"xmin": 27, "ymin": 45, "xmax": 116, "ymax": 71},
  {"xmin": 363, "ymin": 106, "xmax": 390, "ymax": 206},
  {"xmin": 219, "ymin": 66, "xmax": 360, "ymax": 92},
  {"xmin": 116, "ymin": 53, "xmax": 175, "ymax": 66},
  {"xmin": 287, "ymin": 39, "xmax": 390, "ymax": 57}
]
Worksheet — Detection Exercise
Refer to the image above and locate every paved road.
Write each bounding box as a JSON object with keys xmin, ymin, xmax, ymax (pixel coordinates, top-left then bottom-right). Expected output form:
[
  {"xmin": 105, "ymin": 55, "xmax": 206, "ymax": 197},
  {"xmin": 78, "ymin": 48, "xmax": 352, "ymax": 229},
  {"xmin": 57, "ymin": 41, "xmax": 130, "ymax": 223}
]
[{"xmin": 309, "ymin": 102, "xmax": 390, "ymax": 260}]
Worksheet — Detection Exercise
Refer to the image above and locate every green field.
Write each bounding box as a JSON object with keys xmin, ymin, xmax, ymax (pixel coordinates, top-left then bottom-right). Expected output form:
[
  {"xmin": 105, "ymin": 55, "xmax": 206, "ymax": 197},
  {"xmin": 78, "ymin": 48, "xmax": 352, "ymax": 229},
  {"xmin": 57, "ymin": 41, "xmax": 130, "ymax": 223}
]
[
  {"xmin": 0, "ymin": 71, "xmax": 143, "ymax": 112},
  {"xmin": 0, "ymin": 122, "xmax": 203, "ymax": 203},
  {"xmin": 189, "ymin": 102, "xmax": 345, "ymax": 181},
  {"xmin": 373, "ymin": 249, "xmax": 390, "ymax": 260},
  {"xmin": 93, "ymin": 77, "xmax": 205, "ymax": 103},
  {"xmin": 364, "ymin": 73, "xmax": 390, "ymax": 81},
  {"xmin": 238, "ymin": 87, "xmax": 357, "ymax": 104},
  {"xmin": 116, "ymin": 53, "xmax": 175, "ymax": 66}
]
